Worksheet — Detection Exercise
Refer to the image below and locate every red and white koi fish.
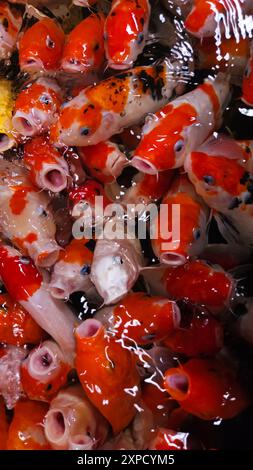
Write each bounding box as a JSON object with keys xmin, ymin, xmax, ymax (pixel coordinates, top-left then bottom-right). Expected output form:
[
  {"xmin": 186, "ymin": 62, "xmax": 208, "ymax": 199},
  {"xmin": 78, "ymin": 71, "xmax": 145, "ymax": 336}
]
[
  {"xmin": 0, "ymin": 2, "xmax": 22, "ymax": 60},
  {"xmin": 21, "ymin": 340, "xmax": 71, "ymax": 402},
  {"xmin": 52, "ymin": 60, "xmax": 182, "ymax": 146},
  {"xmin": 95, "ymin": 291, "xmax": 180, "ymax": 345},
  {"xmin": 90, "ymin": 219, "xmax": 144, "ymax": 304},
  {"xmin": 6, "ymin": 400, "xmax": 50, "ymax": 450},
  {"xmin": 49, "ymin": 239, "xmax": 94, "ymax": 300},
  {"xmin": 121, "ymin": 169, "xmax": 174, "ymax": 205},
  {"xmin": 44, "ymin": 385, "xmax": 108, "ymax": 450},
  {"xmin": 185, "ymin": 135, "xmax": 253, "ymax": 246},
  {"xmin": 78, "ymin": 140, "xmax": 128, "ymax": 184},
  {"xmin": 18, "ymin": 17, "xmax": 65, "ymax": 73},
  {"xmin": 151, "ymin": 175, "xmax": 210, "ymax": 266},
  {"xmin": 69, "ymin": 179, "xmax": 111, "ymax": 233},
  {"xmin": 12, "ymin": 78, "xmax": 62, "ymax": 137},
  {"xmin": 76, "ymin": 318, "xmax": 141, "ymax": 434},
  {"xmin": 131, "ymin": 73, "xmax": 230, "ymax": 174},
  {"xmin": 62, "ymin": 13, "xmax": 105, "ymax": 75},
  {"xmin": 23, "ymin": 136, "xmax": 69, "ymax": 193},
  {"xmin": 104, "ymin": 0, "xmax": 150, "ymax": 70},
  {"xmin": 0, "ymin": 292, "xmax": 44, "ymax": 346},
  {"xmin": 0, "ymin": 345, "xmax": 26, "ymax": 409},
  {"xmin": 163, "ymin": 259, "xmax": 235, "ymax": 314},
  {"xmin": 185, "ymin": 0, "xmax": 253, "ymax": 39},
  {"xmin": 0, "ymin": 245, "xmax": 78, "ymax": 363},
  {"xmin": 0, "ymin": 159, "xmax": 60, "ymax": 267}
]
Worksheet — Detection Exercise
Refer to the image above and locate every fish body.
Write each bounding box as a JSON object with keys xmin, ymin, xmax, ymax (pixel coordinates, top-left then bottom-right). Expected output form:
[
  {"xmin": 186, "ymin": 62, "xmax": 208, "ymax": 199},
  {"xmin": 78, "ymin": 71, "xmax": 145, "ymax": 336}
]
[
  {"xmin": 52, "ymin": 60, "xmax": 181, "ymax": 146},
  {"xmin": 131, "ymin": 74, "xmax": 230, "ymax": 173},
  {"xmin": 23, "ymin": 136, "xmax": 69, "ymax": 192},
  {"xmin": 0, "ymin": 159, "xmax": 60, "ymax": 267},
  {"xmin": 151, "ymin": 175, "xmax": 209, "ymax": 265},
  {"xmin": 104, "ymin": 0, "xmax": 150, "ymax": 69},
  {"xmin": 18, "ymin": 18, "xmax": 65, "ymax": 73},
  {"xmin": 12, "ymin": 78, "xmax": 62, "ymax": 137},
  {"xmin": 61, "ymin": 13, "xmax": 105, "ymax": 74},
  {"xmin": 0, "ymin": 2, "xmax": 22, "ymax": 60}
]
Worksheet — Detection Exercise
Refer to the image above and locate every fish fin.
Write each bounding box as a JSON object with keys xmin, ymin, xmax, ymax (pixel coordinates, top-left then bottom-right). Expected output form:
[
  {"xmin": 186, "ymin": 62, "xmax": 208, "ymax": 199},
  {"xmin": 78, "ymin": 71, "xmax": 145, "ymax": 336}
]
[
  {"xmin": 213, "ymin": 211, "xmax": 241, "ymax": 244},
  {"xmin": 197, "ymin": 133, "xmax": 246, "ymax": 160}
]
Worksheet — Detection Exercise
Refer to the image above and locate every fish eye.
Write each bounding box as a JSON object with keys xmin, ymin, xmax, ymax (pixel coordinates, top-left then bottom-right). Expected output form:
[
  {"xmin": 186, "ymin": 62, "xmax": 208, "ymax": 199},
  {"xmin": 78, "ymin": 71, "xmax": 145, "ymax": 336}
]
[
  {"xmin": 174, "ymin": 140, "xmax": 184, "ymax": 153},
  {"xmin": 19, "ymin": 256, "xmax": 30, "ymax": 265},
  {"xmin": 193, "ymin": 228, "xmax": 201, "ymax": 240},
  {"xmin": 137, "ymin": 33, "xmax": 144, "ymax": 44},
  {"xmin": 46, "ymin": 36, "xmax": 55, "ymax": 49},
  {"xmin": 203, "ymin": 175, "xmax": 215, "ymax": 185},
  {"xmin": 80, "ymin": 264, "xmax": 91, "ymax": 275},
  {"xmin": 80, "ymin": 127, "xmax": 90, "ymax": 136}
]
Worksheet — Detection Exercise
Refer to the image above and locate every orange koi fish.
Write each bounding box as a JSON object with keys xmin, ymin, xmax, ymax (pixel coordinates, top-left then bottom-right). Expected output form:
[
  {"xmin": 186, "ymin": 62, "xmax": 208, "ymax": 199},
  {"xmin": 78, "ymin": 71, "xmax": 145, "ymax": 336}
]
[
  {"xmin": 0, "ymin": 292, "xmax": 44, "ymax": 346},
  {"xmin": 62, "ymin": 13, "xmax": 105, "ymax": 74},
  {"xmin": 78, "ymin": 140, "xmax": 128, "ymax": 184},
  {"xmin": 131, "ymin": 74, "xmax": 230, "ymax": 173},
  {"xmin": 6, "ymin": 400, "xmax": 50, "ymax": 450},
  {"xmin": 104, "ymin": 0, "xmax": 150, "ymax": 69},
  {"xmin": 0, "ymin": 2, "xmax": 22, "ymax": 60},
  {"xmin": 164, "ymin": 358, "xmax": 250, "ymax": 420},
  {"xmin": 12, "ymin": 78, "xmax": 62, "ymax": 137},
  {"xmin": 23, "ymin": 136, "xmax": 69, "ymax": 193},
  {"xmin": 18, "ymin": 18, "xmax": 65, "ymax": 73},
  {"xmin": 76, "ymin": 319, "xmax": 141, "ymax": 434},
  {"xmin": 151, "ymin": 175, "xmax": 210, "ymax": 265}
]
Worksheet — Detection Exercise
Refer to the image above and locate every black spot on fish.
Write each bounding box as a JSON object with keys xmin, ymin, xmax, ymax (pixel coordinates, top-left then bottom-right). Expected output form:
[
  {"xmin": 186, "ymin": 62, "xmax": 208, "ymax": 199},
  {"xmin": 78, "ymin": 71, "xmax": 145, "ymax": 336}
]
[
  {"xmin": 46, "ymin": 383, "xmax": 52, "ymax": 391},
  {"xmin": 94, "ymin": 43, "xmax": 100, "ymax": 51},
  {"xmin": 140, "ymin": 17, "xmax": 145, "ymax": 26},
  {"xmin": 3, "ymin": 18, "xmax": 8, "ymax": 30},
  {"xmin": 111, "ymin": 11, "xmax": 116, "ymax": 16},
  {"xmin": 88, "ymin": 104, "xmax": 95, "ymax": 109},
  {"xmin": 85, "ymin": 239, "xmax": 96, "ymax": 252},
  {"xmin": 246, "ymin": 182, "xmax": 253, "ymax": 193},
  {"xmin": 240, "ymin": 172, "xmax": 250, "ymax": 185},
  {"xmin": 228, "ymin": 197, "xmax": 241, "ymax": 210},
  {"xmin": 137, "ymin": 69, "xmax": 164, "ymax": 101}
]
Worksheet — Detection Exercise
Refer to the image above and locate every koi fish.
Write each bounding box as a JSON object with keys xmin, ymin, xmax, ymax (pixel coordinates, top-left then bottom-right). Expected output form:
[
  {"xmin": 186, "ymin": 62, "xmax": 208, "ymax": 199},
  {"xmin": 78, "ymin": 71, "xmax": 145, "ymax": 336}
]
[
  {"xmin": 18, "ymin": 17, "xmax": 65, "ymax": 73},
  {"xmin": 12, "ymin": 78, "xmax": 62, "ymax": 137},
  {"xmin": 0, "ymin": 345, "xmax": 26, "ymax": 409},
  {"xmin": 44, "ymin": 385, "xmax": 108, "ymax": 450},
  {"xmin": 0, "ymin": 292, "xmax": 44, "ymax": 346},
  {"xmin": 0, "ymin": 245, "xmax": 78, "ymax": 363},
  {"xmin": 121, "ymin": 169, "xmax": 174, "ymax": 205},
  {"xmin": 131, "ymin": 73, "xmax": 230, "ymax": 173},
  {"xmin": 69, "ymin": 179, "xmax": 111, "ymax": 233},
  {"xmin": 52, "ymin": 60, "xmax": 182, "ymax": 146},
  {"xmin": 6, "ymin": 400, "xmax": 50, "ymax": 450},
  {"xmin": 78, "ymin": 140, "xmax": 128, "ymax": 184},
  {"xmin": 185, "ymin": 0, "xmax": 253, "ymax": 39},
  {"xmin": 163, "ymin": 259, "xmax": 235, "ymax": 314},
  {"xmin": 163, "ymin": 302, "xmax": 224, "ymax": 355},
  {"xmin": 62, "ymin": 13, "xmax": 105, "ymax": 75},
  {"xmin": 150, "ymin": 175, "xmax": 210, "ymax": 266},
  {"xmin": 0, "ymin": 398, "xmax": 8, "ymax": 450},
  {"xmin": 164, "ymin": 358, "xmax": 250, "ymax": 420},
  {"xmin": 0, "ymin": 79, "xmax": 16, "ymax": 152},
  {"xmin": 90, "ymin": 219, "xmax": 144, "ymax": 305},
  {"xmin": 185, "ymin": 135, "xmax": 253, "ymax": 246},
  {"xmin": 21, "ymin": 340, "xmax": 71, "ymax": 402},
  {"xmin": 96, "ymin": 291, "xmax": 181, "ymax": 345},
  {"xmin": 104, "ymin": 0, "xmax": 150, "ymax": 70},
  {"xmin": 49, "ymin": 239, "xmax": 94, "ymax": 300},
  {"xmin": 75, "ymin": 318, "xmax": 141, "ymax": 434},
  {"xmin": 23, "ymin": 136, "xmax": 69, "ymax": 193},
  {"xmin": 0, "ymin": 159, "xmax": 60, "ymax": 267},
  {"xmin": 0, "ymin": 2, "xmax": 22, "ymax": 60}
]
